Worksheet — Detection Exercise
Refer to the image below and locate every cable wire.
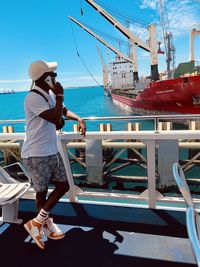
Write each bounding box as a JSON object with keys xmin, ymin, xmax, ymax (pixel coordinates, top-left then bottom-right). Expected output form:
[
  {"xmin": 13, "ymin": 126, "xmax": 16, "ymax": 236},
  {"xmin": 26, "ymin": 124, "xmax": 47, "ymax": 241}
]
[
  {"xmin": 83, "ymin": 22, "xmax": 130, "ymax": 46},
  {"xmin": 80, "ymin": 0, "xmax": 84, "ymax": 15},
  {"xmin": 96, "ymin": 0, "xmax": 150, "ymax": 27},
  {"xmin": 70, "ymin": 21, "xmax": 101, "ymax": 86}
]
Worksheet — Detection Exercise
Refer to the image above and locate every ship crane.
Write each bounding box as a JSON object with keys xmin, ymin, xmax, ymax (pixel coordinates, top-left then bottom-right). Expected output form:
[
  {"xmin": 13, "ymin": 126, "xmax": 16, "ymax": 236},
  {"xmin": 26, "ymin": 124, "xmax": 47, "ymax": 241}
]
[
  {"xmin": 159, "ymin": 0, "xmax": 175, "ymax": 76},
  {"xmin": 96, "ymin": 46, "xmax": 109, "ymax": 90},
  {"xmin": 85, "ymin": 0, "xmax": 159, "ymax": 81},
  {"xmin": 69, "ymin": 16, "xmax": 133, "ymax": 64},
  {"xmin": 157, "ymin": 41, "xmax": 164, "ymax": 54},
  {"xmin": 190, "ymin": 28, "xmax": 200, "ymax": 62},
  {"xmin": 69, "ymin": 16, "xmax": 137, "ymax": 88}
]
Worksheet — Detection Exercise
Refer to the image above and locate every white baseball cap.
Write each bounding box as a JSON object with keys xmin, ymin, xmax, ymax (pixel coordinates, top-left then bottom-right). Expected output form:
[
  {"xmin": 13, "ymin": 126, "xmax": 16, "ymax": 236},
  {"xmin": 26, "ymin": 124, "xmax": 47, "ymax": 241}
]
[{"xmin": 28, "ymin": 60, "xmax": 58, "ymax": 81}]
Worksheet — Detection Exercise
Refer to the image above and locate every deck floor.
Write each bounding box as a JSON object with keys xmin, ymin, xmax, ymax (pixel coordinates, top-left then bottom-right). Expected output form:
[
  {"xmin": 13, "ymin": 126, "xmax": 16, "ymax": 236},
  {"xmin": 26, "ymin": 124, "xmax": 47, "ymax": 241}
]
[{"xmin": 0, "ymin": 200, "xmax": 197, "ymax": 267}]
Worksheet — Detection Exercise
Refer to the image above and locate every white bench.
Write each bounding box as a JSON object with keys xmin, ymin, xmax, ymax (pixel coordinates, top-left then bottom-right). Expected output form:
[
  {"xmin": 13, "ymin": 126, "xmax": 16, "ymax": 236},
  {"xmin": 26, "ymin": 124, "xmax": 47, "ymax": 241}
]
[
  {"xmin": 0, "ymin": 162, "xmax": 31, "ymax": 224},
  {"xmin": 173, "ymin": 162, "xmax": 200, "ymax": 267}
]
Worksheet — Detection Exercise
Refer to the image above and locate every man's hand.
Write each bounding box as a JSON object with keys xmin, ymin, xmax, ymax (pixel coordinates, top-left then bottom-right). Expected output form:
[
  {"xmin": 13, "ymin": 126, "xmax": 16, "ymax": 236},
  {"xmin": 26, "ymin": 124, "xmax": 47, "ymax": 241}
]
[
  {"xmin": 78, "ymin": 119, "xmax": 86, "ymax": 137},
  {"xmin": 52, "ymin": 82, "xmax": 64, "ymax": 96}
]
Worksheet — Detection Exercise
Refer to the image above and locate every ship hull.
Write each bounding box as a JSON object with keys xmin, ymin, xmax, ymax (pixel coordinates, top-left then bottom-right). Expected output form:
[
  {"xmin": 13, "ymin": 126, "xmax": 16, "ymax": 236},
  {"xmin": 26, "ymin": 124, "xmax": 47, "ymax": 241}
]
[
  {"xmin": 104, "ymin": 87, "xmax": 112, "ymax": 97},
  {"xmin": 111, "ymin": 75, "xmax": 200, "ymax": 114}
]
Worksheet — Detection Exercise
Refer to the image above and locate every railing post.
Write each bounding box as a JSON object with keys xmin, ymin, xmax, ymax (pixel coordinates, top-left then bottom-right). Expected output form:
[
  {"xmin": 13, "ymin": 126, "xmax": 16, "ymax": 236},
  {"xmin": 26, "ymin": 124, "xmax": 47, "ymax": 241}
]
[
  {"xmin": 155, "ymin": 118, "xmax": 159, "ymax": 132},
  {"xmin": 157, "ymin": 140, "xmax": 178, "ymax": 189},
  {"xmin": 86, "ymin": 139, "xmax": 103, "ymax": 185},
  {"xmin": 144, "ymin": 140, "xmax": 156, "ymax": 209},
  {"xmin": 57, "ymin": 138, "xmax": 77, "ymax": 202}
]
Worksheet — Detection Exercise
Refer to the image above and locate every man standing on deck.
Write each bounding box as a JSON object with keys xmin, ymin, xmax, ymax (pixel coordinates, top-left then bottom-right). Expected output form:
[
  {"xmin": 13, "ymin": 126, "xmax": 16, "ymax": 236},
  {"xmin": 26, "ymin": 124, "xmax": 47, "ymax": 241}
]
[{"xmin": 21, "ymin": 60, "xmax": 86, "ymax": 249}]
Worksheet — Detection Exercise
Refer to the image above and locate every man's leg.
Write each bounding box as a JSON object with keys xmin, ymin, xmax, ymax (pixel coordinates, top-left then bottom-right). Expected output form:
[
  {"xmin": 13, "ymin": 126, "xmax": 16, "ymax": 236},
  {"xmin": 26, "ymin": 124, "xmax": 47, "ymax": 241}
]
[
  {"xmin": 41, "ymin": 153, "xmax": 70, "ymax": 240},
  {"xmin": 24, "ymin": 154, "xmax": 70, "ymax": 246},
  {"xmin": 23, "ymin": 157, "xmax": 52, "ymax": 249},
  {"xmin": 42, "ymin": 181, "xmax": 69, "ymax": 240},
  {"xmin": 36, "ymin": 190, "xmax": 48, "ymax": 211},
  {"xmin": 42, "ymin": 181, "xmax": 69, "ymax": 211}
]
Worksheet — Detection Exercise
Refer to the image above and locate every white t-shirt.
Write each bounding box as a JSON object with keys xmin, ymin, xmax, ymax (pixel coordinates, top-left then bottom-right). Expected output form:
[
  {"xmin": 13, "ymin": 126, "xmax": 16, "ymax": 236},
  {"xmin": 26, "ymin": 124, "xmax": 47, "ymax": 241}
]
[
  {"xmin": 49, "ymin": 90, "xmax": 66, "ymax": 109},
  {"xmin": 21, "ymin": 86, "xmax": 58, "ymax": 158}
]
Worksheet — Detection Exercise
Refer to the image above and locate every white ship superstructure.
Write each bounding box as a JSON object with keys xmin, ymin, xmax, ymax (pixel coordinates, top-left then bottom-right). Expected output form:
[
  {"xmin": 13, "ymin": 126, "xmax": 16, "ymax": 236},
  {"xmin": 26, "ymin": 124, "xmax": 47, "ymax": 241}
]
[{"xmin": 108, "ymin": 57, "xmax": 134, "ymax": 90}]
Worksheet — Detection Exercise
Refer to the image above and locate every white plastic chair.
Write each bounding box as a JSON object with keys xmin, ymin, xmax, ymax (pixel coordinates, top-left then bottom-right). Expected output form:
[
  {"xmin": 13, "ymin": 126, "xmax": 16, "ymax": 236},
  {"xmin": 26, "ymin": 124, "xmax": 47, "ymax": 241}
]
[
  {"xmin": 0, "ymin": 162, "xmax": 31, "ymax": 224},
  {"xmin": 173, "ymin": 162, "xmax": 200, "ymax": 266}
]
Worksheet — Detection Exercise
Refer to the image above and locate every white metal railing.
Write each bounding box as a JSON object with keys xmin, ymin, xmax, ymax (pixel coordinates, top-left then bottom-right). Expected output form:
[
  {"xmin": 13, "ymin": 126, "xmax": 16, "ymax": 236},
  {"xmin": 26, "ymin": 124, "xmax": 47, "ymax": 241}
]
[
  {"xmin": 1, "ymin": 128, "xmax": 200, "ymax": 210},
  {"xmin": 1, "ymin": 113, "xmax": 200, "ymax": 131}
]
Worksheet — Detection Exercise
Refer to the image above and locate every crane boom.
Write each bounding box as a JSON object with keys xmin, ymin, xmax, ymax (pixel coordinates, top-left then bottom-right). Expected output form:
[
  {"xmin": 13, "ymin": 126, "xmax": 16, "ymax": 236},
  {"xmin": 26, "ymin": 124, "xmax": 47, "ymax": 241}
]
[
  {"xmin": 96, "ymin": 46, "xmax": 104, "ymax": 68},
  {"xmin": 85, "ymin": 0, "xmax": 150, "ymax": 52},
  {"xmin": 69, "ymin": 16, "xmax": 133, "ymax": 63},
  {"xmin": 96, "ymin": 46, "xmax": 109, "ymax": 89},
  {"xmin": 85, "ymin": 0, "xmax": 159, "ymax": 81}
]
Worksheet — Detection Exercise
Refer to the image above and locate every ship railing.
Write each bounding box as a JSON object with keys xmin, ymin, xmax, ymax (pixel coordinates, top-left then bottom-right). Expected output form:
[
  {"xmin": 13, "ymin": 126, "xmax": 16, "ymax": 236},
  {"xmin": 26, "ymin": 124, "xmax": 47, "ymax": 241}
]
[{"xmin": 1, "ymin": 114, "xmax": 200, "ymax": 211}]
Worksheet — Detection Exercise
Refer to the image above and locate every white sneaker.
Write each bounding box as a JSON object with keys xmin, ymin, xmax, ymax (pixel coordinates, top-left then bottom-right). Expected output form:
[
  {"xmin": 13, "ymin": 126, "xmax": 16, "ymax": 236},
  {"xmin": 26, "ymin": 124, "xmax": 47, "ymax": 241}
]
[{"xmin": 43, "ymin": 218, "xmax": 65, "ymax": 240}]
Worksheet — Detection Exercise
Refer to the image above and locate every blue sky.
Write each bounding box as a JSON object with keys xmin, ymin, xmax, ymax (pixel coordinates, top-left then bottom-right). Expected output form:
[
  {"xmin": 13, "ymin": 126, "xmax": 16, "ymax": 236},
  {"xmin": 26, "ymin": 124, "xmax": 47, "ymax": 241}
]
[{"xmin": 0, "ymin": 0, "xmax": 199, "ymax": 92}]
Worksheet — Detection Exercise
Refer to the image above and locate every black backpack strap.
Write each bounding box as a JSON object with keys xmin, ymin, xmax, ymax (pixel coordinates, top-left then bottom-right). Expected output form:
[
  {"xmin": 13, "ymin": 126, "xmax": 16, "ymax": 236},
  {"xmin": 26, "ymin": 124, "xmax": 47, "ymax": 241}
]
[{"xmin": 30, "ymin": 89, "xmax": 48, "ymax": 102}]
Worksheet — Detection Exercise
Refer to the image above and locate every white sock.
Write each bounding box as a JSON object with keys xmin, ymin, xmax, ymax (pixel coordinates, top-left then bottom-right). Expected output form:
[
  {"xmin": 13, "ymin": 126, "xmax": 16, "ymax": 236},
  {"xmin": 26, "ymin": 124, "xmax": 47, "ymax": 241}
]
[{"xmin": 35, "ymin": 209, "xmax": 49, "ymax": 223}]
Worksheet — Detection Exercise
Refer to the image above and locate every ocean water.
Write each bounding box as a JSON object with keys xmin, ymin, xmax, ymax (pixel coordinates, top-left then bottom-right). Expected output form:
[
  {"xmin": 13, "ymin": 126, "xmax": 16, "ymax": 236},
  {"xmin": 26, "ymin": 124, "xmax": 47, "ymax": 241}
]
[{"xmin": 0, "ymin": 86, "xmax": 149, "ymax": 132}]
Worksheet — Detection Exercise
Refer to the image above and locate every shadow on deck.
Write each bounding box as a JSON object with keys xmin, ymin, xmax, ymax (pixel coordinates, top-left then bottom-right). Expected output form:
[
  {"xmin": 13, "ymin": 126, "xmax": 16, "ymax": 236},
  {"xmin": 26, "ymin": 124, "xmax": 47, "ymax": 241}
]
[{"xmin": 0, "ymin": 200, "xmax": 197, "ymax": 267}]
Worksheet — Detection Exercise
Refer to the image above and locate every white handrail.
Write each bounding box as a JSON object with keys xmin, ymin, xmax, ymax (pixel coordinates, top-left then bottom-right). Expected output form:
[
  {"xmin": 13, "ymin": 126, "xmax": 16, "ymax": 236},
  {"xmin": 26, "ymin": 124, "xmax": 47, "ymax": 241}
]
[
  {"xmin": 1, "ymin": 129, "xmax": 200, "ymax": 209},
  {"xmin": 186, "ymin": 207, "xmax": 200, "ymax": 267},
  {"xmin": 172, "ymin": 163, "xmax": 194, "ymax": 208}
]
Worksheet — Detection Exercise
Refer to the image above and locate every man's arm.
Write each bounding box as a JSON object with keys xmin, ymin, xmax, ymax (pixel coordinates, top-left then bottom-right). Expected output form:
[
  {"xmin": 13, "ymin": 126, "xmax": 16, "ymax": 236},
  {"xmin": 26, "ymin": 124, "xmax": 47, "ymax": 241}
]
[
  {"xmin": 64, "ymin": 108, "xmax": 86, "ymax": 137},
  {"xmin": 39, "ymin": 82, "xmax": 64, "ymax": 126},
  {"xmin": 39, "ymin": 96, "xmax": 63, "ymax": 126}
]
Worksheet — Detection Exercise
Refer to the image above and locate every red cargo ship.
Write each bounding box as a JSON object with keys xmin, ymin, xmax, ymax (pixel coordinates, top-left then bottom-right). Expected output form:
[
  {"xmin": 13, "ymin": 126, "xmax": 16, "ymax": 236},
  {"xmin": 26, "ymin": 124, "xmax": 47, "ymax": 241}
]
[
  {"xmin": 111, "ymin": 74, "xmax": 200, "ymax": 115},
  {"xmin": 70, "ymin": 1, "xmax": 200, "ymax": 115}
]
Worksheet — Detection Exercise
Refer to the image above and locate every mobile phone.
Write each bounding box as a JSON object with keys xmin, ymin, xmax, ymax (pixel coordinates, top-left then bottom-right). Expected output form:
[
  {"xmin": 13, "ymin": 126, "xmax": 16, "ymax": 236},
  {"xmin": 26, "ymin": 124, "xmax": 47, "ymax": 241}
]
[{"xmin": 45, "ymin": 75, "xmax": 54, "ymax": 89}]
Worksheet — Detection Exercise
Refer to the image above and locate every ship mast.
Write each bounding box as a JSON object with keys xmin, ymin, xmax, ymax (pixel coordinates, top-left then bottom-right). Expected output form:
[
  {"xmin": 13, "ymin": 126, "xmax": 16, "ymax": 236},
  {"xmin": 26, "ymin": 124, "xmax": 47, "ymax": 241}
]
[{"xmin": 85, "ymin": 0, "xmax": 159, "ymax": 81}]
